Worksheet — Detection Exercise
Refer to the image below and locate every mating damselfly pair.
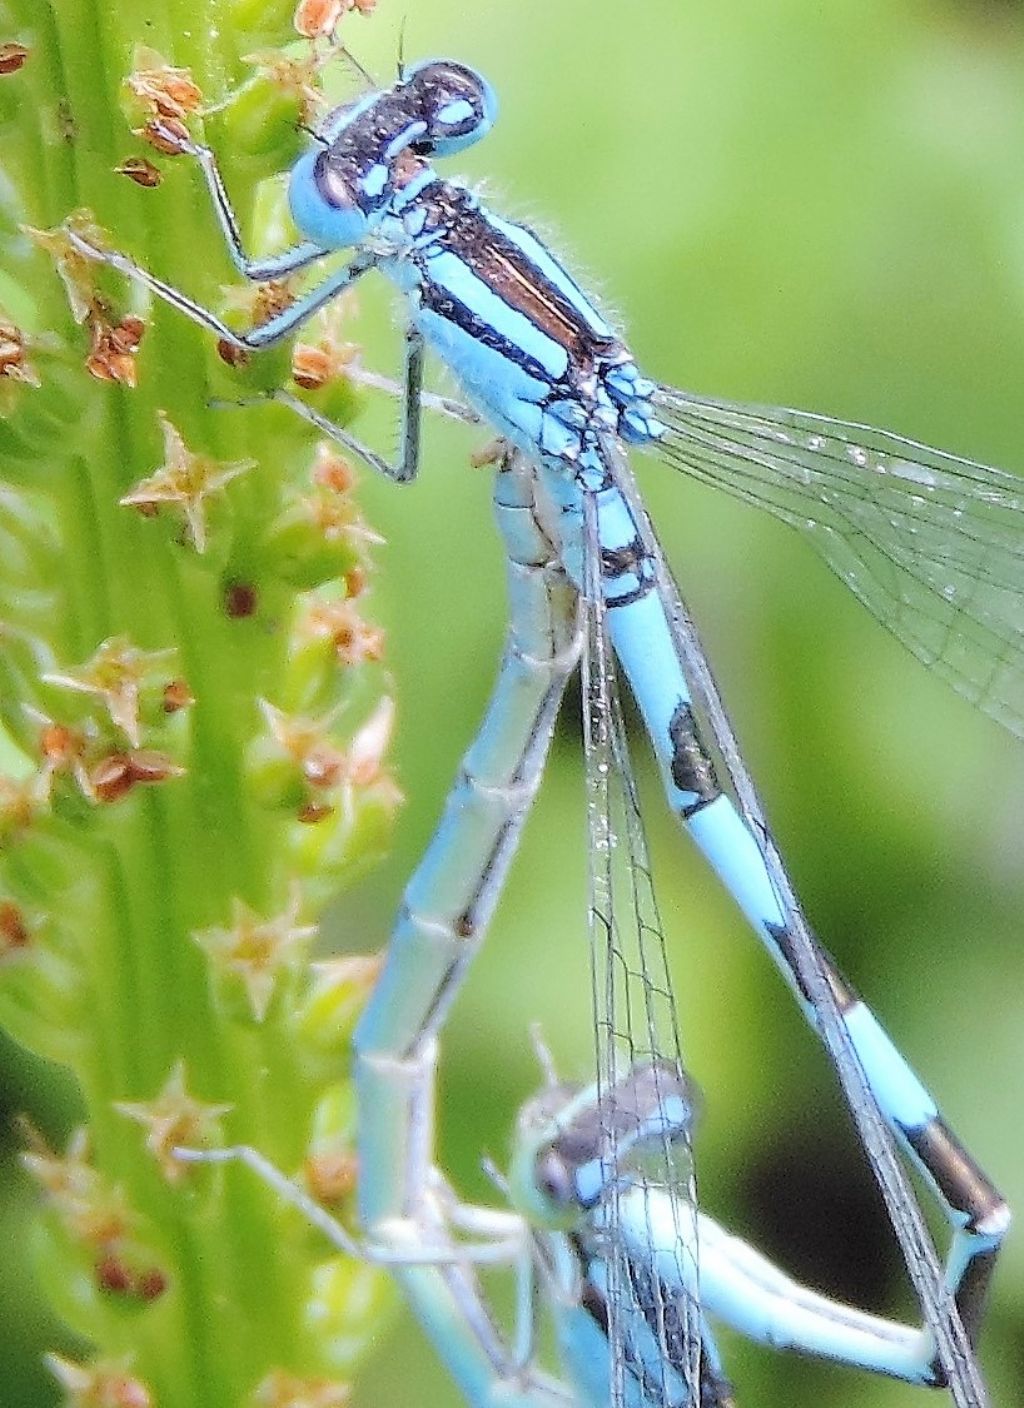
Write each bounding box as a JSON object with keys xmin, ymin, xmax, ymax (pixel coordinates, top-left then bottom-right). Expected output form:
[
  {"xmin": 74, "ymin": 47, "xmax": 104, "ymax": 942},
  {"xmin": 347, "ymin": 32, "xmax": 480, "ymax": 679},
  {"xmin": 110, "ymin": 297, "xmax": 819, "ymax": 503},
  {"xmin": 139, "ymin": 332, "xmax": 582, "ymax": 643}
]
[{"xmin": 61, "ymin": 37, "xmax": 1021, "ymax": 1408}]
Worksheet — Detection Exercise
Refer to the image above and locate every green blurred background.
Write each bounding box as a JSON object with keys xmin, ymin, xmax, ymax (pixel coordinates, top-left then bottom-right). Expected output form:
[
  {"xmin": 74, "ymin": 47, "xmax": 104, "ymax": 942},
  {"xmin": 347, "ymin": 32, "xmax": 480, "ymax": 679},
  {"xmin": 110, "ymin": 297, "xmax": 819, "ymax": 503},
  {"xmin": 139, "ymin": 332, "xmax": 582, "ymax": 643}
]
[{"xmin": 4, "ymin": 0, "xmax": 1024, "ymax": 1404}]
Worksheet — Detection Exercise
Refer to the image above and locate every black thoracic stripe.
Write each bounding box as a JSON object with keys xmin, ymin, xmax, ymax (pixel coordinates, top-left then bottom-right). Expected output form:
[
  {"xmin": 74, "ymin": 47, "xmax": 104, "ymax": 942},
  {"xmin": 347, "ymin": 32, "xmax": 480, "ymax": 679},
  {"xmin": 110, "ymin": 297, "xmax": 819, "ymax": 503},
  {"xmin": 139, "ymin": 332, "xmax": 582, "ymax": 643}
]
[
  {"xmin": 574, "ymin": 1247, "xmax": 677, "ymax": 1405},
  {"xmin": 627, "ymin": 1251, "xmax": 690, "ymax": 1376},
  {"xmin": 416, "ymin": 182, "xmax": 622, "ymax": 393},
  {"xmin": 428, "ymin": 180, "xmax": 622, "ymax": 363},
  {"xmin": 628, "ymin": 1248, "xmax": 736, "ymax": 1407},
  {"xmin": 668, "ymin": 701, "xmax": 722, "ymax": 814},
  {"xmin": 318, "ymin": 91, "xmax": 423, "ymax": 199},
  {"xmin": 573, "ymin": 1236, "xmax": 610, "ymax": 1334},
  {"xmin": 420, "ymin": 275, "xmax": 558, "ymax": 387},
  {"xmin": 574, "ymin": 1231, "xmax": 734, "ymax": 1407},
  {"xmin": 903, "ymin": 1118, "xmax": 1007, "ymax": 1227},
  {"xmin": 764, "ymin": 920, "xmax": 856, "ymax": 1010}
]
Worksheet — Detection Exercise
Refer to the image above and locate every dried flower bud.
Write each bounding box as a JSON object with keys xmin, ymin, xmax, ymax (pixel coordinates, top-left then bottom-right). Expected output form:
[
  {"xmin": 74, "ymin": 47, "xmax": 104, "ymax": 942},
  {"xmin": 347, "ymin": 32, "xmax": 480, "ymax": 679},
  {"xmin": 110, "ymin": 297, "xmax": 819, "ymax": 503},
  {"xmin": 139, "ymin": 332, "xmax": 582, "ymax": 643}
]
[
  {"xmin": 91, "ymin": 750, "xmax": 184, "ymax": 804},
  {"xmin": 162, "ymin": 679, "xmax": 194, "ymax": 714},
  {"xmin": 217, "ymin": 338, "xmax": 250, "ymax": 368},
  {"xmin": 126, "ymin": 49, "xmax": 203, "ymax": 121},
  {"xmin": 223, "ymin": 581, "xmax": 259, "ymax": 618},
  {"xmin": 294, "ymin": 0, "xmax": 346, "ymax": 40},
  {"xmin": 136, "ymin": 1267, "xmax": 168, "ymax": 1301},
  {"xmin": 305, "ymin": 1148, "xmax": 357, "ymax": 1203},
  {"xmin": 95, "ymin": 1253, "xmax": 133, "ymax": 1294},
  {"xmin": 115, "ymin": 156, "xmax": 162, "ymax": 188},
  {"xmin": 136, "ymin": 114, "xmax": 191, "ymax": 155},
  {"xmin": 0, "ymin": 42, "xmax": 29, "ymax": 74},
  {"xmin": 0, "ymin": 900, "xmax": 29, "ymax": 953},
  {"xmin": 0, "ymin": 319, "xmax": 43, "ymax": 386},
  {"xmin": 312, "ymin": 444, "xmax": 356, "ymax": 494},
  {"xmin": 85, "ymin": 311, "xmax": 146, "ymax": 386}
]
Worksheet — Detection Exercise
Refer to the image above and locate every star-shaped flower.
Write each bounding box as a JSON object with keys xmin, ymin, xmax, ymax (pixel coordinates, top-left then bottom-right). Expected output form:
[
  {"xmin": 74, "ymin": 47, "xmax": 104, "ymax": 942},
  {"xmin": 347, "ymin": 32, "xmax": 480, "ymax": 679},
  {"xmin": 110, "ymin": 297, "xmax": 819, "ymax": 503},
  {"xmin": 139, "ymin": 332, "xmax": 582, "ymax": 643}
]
[
  {"xmin": 194, "ymin": 891, "xmax": 317, "ymax": 1022},
  {"xmin": 344, "ymin": 696, "xmax": 396, "ymax": 787},
  {"xmin": 259, "ymin": 699, "xmax": 348, "ymax": 790},
  {"xmin": 120, "ymin": 412, "xmax": 255, "ymax": 553},
  {"xmin": 297, "ymin": 600, "xmax": 385, "ymax": 667},
  {"xmin": 26, "ymin": 706, "xmax": 97, "ymax": 800},
  {"xmin": 116, "ymin": 1060, "xmax": 232, "ymax": 1183},
  {"xmin": 28, "ymin": 218, "xmax": 148, "ymax": 385},
  {"xmin": 89, "ymin": 748, "xmax": 186, "ymax": 805},
  {"xmin": 21, "ymin": 1126, "xmax": 98, "ymax": 1219},
  {"xmin": 42, "ymin": 636, "xmax": 176, "ymax": 747},
  {"xmin": 215, "ymin": 281, "xmax": 297, "ymax": 367},
  {"xmin": 303, "ymin": 486, "xmax": 383, "ymax": 552},
  {"xmin": 23, "ymin": 1125, "xmax": 167, "ymax": 1301},
  {"xmin": 26, "ymin": 218, "xmax": 103, "ymax": 325},
  {"xmin": 46, "ymin": 1353, "xmax": 152, "ymax": 1408}
]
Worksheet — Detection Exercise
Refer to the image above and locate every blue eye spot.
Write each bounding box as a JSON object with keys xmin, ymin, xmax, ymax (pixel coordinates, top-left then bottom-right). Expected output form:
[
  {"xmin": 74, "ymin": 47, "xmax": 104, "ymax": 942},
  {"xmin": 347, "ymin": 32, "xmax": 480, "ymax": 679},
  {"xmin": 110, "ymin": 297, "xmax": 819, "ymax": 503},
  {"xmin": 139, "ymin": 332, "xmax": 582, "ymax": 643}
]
[
  {"xmin": 403, "ymin": 59, "xmax": 498, "ymax": 156},
  {"xmin": 437, "ymin": 98, "xmax": 475, "ymax": 127}
]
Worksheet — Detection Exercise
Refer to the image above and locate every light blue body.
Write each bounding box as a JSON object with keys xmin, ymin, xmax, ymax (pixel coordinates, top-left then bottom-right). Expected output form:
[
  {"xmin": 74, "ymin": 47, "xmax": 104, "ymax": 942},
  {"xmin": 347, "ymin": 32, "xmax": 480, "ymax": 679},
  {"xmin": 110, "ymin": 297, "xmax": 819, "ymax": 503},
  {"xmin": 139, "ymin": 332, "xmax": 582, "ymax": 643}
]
[{"xmin": 343, "ymin": 94, "xmax": 942, "ymax": 1186}]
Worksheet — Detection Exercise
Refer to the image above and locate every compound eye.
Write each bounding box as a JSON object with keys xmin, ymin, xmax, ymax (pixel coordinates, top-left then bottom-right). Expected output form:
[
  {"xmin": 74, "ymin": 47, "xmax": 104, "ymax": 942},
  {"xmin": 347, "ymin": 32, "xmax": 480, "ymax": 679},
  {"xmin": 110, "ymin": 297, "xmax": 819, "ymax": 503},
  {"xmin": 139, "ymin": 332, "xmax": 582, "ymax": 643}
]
[
  {"xmin": 534, "ymin": 1148, "xmax": 576, "ymax": 1213},
  {"xmin": 314, "ymin": 150, "xmax": 357, "ymax": 210},
  {"xmin": 406, "ymin": 59, "xmax": 497, "ymax": 155},
  {"xmin": 287, "ymin": 149, "xmax": 369, "ymax": 249}
]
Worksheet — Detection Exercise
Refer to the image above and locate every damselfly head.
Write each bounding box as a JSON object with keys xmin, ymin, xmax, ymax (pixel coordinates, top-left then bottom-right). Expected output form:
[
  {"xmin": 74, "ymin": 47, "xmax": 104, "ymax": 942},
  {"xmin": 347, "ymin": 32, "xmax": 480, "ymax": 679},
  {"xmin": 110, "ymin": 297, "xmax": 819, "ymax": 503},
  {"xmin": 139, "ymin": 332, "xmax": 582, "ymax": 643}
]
[
  {"xmin": 289, "ymin": 58, "xmax": 494, "ymax": 249},
  {"xmin": 398, "ymin": 60, "xmax": 497, "ymax": 156}
]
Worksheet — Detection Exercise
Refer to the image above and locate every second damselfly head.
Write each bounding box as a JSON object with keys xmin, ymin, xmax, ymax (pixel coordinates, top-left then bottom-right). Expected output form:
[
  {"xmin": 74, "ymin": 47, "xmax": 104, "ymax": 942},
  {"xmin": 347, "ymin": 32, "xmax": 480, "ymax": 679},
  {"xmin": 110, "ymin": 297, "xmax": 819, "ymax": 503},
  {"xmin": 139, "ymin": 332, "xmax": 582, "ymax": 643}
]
[{"xmin": 509, "ymin": 1060, "xmax": 701, "ymax": 1229}]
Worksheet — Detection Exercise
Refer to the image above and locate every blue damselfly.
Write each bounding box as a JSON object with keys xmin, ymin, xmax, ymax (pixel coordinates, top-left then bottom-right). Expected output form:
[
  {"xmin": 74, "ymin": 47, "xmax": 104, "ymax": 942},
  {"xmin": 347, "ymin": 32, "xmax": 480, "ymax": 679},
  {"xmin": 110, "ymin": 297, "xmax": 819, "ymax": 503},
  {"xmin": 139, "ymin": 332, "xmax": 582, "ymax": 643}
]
[{"xmin": 63, "ymin": 51, "xmax": 1020, "ymax": 1408}]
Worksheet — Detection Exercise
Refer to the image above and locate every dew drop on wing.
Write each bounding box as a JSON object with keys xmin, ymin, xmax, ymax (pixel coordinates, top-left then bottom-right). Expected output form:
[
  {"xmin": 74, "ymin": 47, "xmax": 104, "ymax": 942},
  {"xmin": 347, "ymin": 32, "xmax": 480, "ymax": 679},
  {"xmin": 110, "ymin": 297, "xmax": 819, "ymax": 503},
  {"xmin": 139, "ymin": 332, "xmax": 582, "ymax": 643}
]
[{"xmin": 890, "ymin": 459, "xmax": 938, "ymax": 489}]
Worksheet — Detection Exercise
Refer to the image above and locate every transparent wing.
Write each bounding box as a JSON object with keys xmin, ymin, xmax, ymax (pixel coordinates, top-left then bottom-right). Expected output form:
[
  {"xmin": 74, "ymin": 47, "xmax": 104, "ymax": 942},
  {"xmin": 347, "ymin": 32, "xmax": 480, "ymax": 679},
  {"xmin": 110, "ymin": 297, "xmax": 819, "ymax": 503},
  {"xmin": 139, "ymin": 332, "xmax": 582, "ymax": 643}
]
[
  {"xmin": 580, "ymin": 494, "xmax": 703, "ymax": 1408},
  {"xmin": 604, "ymin": 441, "xmax": 988, "ymax": 1408},
  {"xmin": 653, "ymin": 387, "xmax": 1024, "ymax": 738}
]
